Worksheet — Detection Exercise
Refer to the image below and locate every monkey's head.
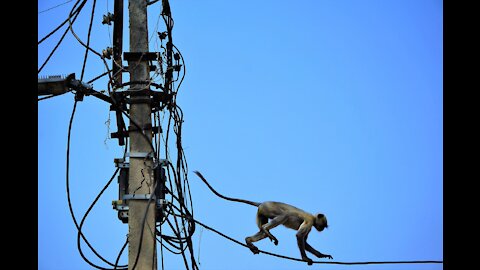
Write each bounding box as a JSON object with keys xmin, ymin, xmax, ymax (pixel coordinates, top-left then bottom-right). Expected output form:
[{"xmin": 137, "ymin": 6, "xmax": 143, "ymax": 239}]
[{"xmin": 314, "ymin": 213, "xmax": 328, "ymax": 232}]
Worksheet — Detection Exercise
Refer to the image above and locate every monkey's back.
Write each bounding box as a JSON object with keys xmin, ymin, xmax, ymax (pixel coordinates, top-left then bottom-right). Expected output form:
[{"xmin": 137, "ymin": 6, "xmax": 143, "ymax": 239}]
[{"xmin": 257, "ymin": 201, "xmax": 314, "ymax": 230}]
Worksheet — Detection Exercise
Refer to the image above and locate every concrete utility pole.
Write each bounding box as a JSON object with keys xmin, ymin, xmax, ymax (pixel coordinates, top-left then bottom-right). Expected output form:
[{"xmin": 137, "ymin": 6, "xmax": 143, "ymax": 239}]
[{"xmin": 127, "ymin": 0, "xmax": 157, "ymax": 269}]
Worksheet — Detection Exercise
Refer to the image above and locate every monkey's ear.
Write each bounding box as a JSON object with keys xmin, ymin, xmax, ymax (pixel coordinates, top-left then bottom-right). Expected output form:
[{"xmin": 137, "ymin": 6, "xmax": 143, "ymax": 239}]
[{"xmin": 317, "ymin": 213, "xmax": 324, "ymax": 219}]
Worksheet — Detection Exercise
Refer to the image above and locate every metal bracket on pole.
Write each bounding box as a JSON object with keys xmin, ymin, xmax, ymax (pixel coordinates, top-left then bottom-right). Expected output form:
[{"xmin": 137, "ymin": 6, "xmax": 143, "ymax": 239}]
[
  {"xmin": 112, "ymin": 199, "xmax": 129, "ymax": 223},
  {"xmin": 120, "ymin": 195, "xmax": 165, "ymax": 206},
  {"xmin": 127, "ymin": 152, "xmax": 155, "ymax": 158},
  {"xmin": 114, "ymin": 158, "xmax": 129, "ymax": 168},
  {"xmin": 123, "ymin": 194, "xmax": 155, "ymax": 200},
  {"xmin": 115, "ymin": 204, "xmax": 129, "ymax": 211}
]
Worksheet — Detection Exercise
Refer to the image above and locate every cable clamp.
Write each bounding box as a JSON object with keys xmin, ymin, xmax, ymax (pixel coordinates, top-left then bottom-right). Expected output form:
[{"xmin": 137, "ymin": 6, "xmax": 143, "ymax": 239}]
[
  {"xmin": 115, "ymin": 205, "xmax": 129, "ymax": 211},
  {"xmin": 127, "ymin": 152, "xmax": 154, "ymax": 158},
  {"xmin": 114, "ymin": 158, "xmax": 129, "ymax": 168},
  {"xmin": 123, "ymin": 194, "xmax": 156, "ymax": 200}
]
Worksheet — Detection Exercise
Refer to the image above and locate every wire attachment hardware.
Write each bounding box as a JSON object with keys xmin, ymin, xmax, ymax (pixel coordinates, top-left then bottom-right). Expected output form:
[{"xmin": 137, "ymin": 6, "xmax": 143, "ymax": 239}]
[
  {"xmin": 127, "ymin": 152, "xmax": 155, "ymax": 158},
  {"xmin": 112, "ymin": 157, "xmax": 168, "ymax": 223},
  {"xmin": 102, "ymin": 12, "xmax": 115, "ymax": 25},
  {"xmin": 102, "ymin": 47, "xmax": 113, "ymax": 59},
  {"xmin": 123, "ymin": 194, "xmax": 155, "ymax": 200}
]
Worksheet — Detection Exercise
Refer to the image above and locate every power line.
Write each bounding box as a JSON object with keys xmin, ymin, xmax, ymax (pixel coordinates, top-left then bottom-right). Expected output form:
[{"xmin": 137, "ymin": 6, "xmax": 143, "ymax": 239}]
[
  {"xmin": 38, "ymin": 0, "xmax": 87, "ymax": 73},
  {"xmin": 38, "ymin": 91, "xmax": 71, "ymax": 101},
  {"xmin": 38, "ymin": 0, "xmax": 83, "ymax": 44},
  {"xmin": 191, "ymin": 217, "xmax": 443, "ymax": 266},
  {"xmin": 67, "ymin": 1, "xmax": 102, "ymax": 59},
  {"xmin": 80, "ymin": 0, "xmax": 97, "ymax": 81},
  {"xmin": 87, "ymin": 70, "xmax": 110, "ymax": 84},
  {"xmin": 65, "ymin": 100, "xmax": 128, "ymax": 269},
  {"xmin": 76, "ymin": 168, "xmax": 128, "ymax": 270},
  {"xmin": 38, "ymin": 0, "xmax": 74, "ymax": 14},
  {"xmin": 114, "ymin": 238, "xmax": 129, "ymax": 270}
]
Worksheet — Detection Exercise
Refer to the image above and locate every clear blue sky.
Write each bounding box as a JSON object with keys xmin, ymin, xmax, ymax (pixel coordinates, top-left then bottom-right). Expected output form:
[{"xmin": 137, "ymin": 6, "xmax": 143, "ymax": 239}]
[{"xmin": 38, "ymin": 0, "xmax": 443, "ymax": 269}]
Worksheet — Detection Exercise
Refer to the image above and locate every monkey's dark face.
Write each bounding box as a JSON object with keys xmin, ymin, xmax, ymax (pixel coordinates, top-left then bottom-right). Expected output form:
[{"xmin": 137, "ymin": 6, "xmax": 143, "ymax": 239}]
[
  {"xmin": 314, "ymin": 214, "xmax": 328, "ymax": 232},
  {"xmin": 314, "ymin": 222, "xmax": 326, "ymax": 232}
]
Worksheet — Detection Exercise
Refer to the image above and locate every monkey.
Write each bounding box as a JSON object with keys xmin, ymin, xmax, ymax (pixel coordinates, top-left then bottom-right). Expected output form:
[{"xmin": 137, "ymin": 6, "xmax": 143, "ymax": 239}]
[{"xmin": 193, "ymin": 171, "xmax": 332, "ymax": 265}]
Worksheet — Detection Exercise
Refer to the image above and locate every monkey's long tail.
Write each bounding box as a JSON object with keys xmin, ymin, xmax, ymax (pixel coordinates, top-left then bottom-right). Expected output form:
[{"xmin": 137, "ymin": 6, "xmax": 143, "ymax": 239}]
[{"xmin": 193, "ymin": 171, "xmax": 261, "ymax": 207}]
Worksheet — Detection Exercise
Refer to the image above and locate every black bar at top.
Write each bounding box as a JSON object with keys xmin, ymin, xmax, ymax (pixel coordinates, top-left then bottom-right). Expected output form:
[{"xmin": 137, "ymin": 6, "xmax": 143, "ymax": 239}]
[{"xmin": 123, "ymin": 52, "xmax": 158, "ymax": 62}]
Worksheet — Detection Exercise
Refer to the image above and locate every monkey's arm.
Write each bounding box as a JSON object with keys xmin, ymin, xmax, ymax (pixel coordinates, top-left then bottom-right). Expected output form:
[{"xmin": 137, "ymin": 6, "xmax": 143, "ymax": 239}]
[
  {"xmin": 296, "ymin": 222, "xmax": 313, "ymax": 265},
  {"xmin": 305, "ymin": 240, "xmax": 333, "ymax": 259}
]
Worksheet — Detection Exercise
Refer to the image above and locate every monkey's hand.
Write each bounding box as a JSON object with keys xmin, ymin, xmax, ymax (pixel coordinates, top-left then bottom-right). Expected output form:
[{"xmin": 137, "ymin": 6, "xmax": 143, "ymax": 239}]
[
  {"xmin": 302, "ymin": 256, "xmax": 313, "ymax": 265},
  {"xmin": 319, "ymin": 254, "xmax": 333, "ymax": 260}
]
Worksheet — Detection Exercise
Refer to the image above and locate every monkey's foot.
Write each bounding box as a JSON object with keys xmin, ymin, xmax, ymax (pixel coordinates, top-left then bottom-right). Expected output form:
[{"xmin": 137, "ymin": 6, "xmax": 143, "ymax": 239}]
[
  {"xmin": 245, "ymin": 237, "xmax": 260, "ymax": 254},
  {"xmin": 267, "ymin": 235, "xmax": 278, "ymax": 245},
  {"xmin": 302, "ymin": 257, "xmax": 313, "ymax": 265},
  {"xmin": 272, "ymin": 238, "xmax": 278, "ymax": 245},
  {"xmin": 247, "ymin": 245, "xmax": 259, "ymax": 255},
  {"xmin": 261, "ymin": 228, "xmax": 279, "ymax": 245}
]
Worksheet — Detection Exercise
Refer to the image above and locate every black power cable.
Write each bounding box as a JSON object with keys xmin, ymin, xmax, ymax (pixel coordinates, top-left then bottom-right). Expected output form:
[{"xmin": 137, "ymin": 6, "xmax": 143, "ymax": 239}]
[
  {"xmin": 38, "ymin": 0, "xmax": 87, "ymax": 73},
  {"xmin": 38, "ymin": 0, "xmax": 82, "ymax": 44},
  {"xmin": 114, "ymin": 238, "xmax": 129, "ymax": 270},
  {"xmin": 152, "ymin": 11, "xmax": 199, "ymax": 267},
  {"xmin": 189, "ymin": 216, "xmax": 443, "ymax": 266},
  {"xmin": 39, "ymin": 0, "xmax": 74, "ymax": 14},
  {"xmin": 76, "ymin": 168, "xmax": 129, "ymax": 270},
  {"xmin": 87, "ymin": 70, "xmax": 110, "ymax": 84},
  {"xmin": 38, "ymin": 91, "xmax": 72, "ymax": 101},
  {"xmin": 67, "ymin": 1, "xmax": 102, "ymax": 58},
  {"xmin": 66, "ymin": 99, "xmax": 128, "ymax": 269},
  {"xmin": 80, "ymin": 0, "xmax": 97, "ymax": 81}
]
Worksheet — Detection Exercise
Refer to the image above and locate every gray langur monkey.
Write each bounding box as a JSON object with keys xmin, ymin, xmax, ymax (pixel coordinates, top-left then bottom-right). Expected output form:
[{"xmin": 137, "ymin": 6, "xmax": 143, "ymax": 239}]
[{"xmin": 193, "ymin": 171, "xmax": 332, "ymax": 265}]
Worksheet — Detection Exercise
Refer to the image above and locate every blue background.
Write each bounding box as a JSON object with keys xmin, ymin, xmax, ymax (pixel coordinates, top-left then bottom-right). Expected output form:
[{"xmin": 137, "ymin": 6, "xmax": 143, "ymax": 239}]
[{"xmin": 38, "ymin": 0, "xmax": 443, "ymax": 269}]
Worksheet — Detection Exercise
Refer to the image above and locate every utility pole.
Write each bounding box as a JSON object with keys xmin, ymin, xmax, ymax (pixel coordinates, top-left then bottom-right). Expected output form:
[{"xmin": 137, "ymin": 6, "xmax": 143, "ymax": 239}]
[{"xmin": 127, "ymin": 0, "xmax": 157, "ymax": 269}]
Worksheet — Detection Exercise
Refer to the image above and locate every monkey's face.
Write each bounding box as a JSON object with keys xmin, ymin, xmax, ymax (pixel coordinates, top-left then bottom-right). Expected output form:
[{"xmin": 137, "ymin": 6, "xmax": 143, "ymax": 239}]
[
  {"xmin": 314, "ymin": 224, "xmax": 324, "ymax": 231},
  {"xmin": 314, "ymin": 213, "xmax": 328, "ymax": 231}
]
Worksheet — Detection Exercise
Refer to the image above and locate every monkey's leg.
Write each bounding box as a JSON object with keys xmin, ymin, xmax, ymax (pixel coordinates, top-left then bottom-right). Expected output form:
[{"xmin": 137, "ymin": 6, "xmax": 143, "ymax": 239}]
[
  {"xmin": 245, "ymin": 231, "xmax": 267, "ymax": 254},
  {"xmin": 261, "ymin": 215, "xmax": 288, "ymax": 245}
]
